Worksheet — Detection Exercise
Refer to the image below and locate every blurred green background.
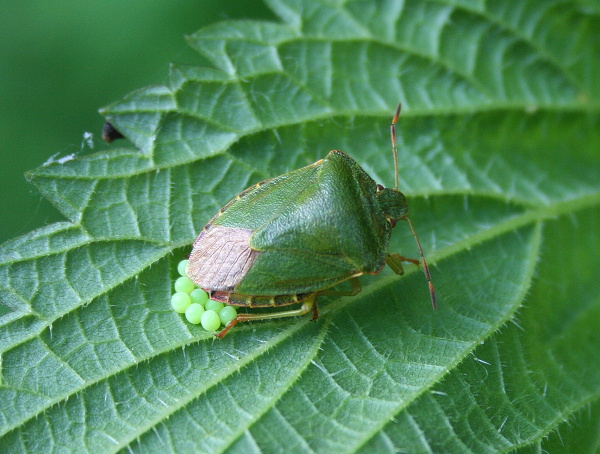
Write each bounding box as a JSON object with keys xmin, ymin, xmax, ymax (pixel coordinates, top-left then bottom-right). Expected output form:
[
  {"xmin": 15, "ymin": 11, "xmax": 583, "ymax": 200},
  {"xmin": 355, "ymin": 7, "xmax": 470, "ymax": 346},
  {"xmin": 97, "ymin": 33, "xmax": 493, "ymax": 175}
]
[{"xmin": 0, "ymin": 0, "xmax": 274, "ymax": 245}]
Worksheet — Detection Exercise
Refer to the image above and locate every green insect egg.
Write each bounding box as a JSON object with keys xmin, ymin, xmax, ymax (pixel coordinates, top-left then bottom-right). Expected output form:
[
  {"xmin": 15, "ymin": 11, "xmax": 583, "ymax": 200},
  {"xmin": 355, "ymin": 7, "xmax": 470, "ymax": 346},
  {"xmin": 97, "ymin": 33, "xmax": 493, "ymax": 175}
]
[
  {"xmin": 185, "ymin": 303, "xmax": 205, "ymax": 324},
  {"xmin": 186, "ymin": 104, "xmax": 436, "ymax": 338},
  {"xmin": 200, "ymin": 310, "xmax": 221, "ymax": 332},
  {"xmin": 190, "ymin": 288, "xmax": 209, "ymax": 305},
  {"xmin": 219, "ymin": 306, "xmax": 238, "ymax": 325},
  {"xmin": 177, "ymin": 259, "xmax": 189, "ymax": 277},
  {"xmin": 205, "ymin": 300, "xmax": 224, "ymax": 313},
  {"xmin": 171, "ymin": 292, "xmax": 192, "ymax": 313},
  {"xmin": 174, "ymin": 276, "xmax": 195, "ymax": 294}
]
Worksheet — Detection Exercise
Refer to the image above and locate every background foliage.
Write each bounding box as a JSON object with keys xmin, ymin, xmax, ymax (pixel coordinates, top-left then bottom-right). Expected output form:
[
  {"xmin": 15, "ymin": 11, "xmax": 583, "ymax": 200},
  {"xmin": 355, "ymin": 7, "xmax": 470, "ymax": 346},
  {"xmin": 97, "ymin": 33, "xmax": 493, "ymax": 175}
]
[
  {"xmin": 1, "ymin": 0, "xmax": 599, "ymax": 452},
  {"xmin": 0, "ymin": 0, "xmax": 273, "ymax": 245}
]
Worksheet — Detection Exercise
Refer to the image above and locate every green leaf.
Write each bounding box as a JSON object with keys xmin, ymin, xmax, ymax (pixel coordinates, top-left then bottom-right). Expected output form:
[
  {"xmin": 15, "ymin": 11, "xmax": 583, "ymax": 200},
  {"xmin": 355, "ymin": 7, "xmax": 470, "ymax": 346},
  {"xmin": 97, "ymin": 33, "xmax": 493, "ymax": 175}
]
[{"xmin": 2, "ymin": 1, "xmax": 599, "ymax": 452}]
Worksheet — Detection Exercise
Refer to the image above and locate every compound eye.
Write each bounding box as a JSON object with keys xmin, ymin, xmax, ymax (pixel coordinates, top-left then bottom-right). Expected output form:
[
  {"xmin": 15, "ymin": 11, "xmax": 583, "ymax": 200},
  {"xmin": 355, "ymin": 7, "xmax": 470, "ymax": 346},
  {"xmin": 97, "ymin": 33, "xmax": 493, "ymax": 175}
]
[
  {"xmin": 376, "ymin": 184, "xmax": 384, "ymax": 192},
  {"xmin": 387, "ymin": 218, "xmax": 397, "ymax": 228}
]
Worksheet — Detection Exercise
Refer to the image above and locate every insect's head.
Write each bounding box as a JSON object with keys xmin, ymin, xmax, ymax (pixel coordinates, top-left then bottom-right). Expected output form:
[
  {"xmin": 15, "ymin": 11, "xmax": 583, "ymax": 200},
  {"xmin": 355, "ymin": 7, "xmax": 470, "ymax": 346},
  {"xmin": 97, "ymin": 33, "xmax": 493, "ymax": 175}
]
[{"xmin": 376, "ymin": 184, "xmax": 408, "ymax": 227}]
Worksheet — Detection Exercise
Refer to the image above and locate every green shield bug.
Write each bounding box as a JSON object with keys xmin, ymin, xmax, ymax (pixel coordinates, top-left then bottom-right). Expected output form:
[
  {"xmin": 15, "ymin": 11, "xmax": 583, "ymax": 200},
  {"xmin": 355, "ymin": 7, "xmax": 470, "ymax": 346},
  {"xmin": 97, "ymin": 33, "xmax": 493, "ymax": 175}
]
[{"xmin": 187, "ymin": 104, "xmax": 436, "ymax": 338}]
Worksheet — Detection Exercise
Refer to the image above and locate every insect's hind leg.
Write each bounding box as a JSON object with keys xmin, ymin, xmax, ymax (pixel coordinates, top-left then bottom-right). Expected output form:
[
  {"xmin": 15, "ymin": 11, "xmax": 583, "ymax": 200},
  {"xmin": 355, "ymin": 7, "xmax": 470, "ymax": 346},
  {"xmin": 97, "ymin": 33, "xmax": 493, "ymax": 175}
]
[{"xmin": 215, "ymin": 293, "xmax": 318, "ymax": 339}]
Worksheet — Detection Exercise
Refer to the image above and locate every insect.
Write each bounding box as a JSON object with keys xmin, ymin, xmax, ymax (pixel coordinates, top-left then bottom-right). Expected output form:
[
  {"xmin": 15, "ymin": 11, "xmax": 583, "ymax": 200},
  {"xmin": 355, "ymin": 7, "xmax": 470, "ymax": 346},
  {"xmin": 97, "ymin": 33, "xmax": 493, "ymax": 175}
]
[{"xmin": 187, "ymin": 104, "xmax": 436, "ymax": 338}]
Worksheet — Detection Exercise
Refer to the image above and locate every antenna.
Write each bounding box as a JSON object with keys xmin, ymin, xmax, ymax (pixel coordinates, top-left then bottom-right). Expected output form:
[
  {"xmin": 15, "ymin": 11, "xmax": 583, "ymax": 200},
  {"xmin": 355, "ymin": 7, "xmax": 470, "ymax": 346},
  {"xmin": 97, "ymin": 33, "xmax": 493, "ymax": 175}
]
[
  {"xmin": 390, "ymin": 103, "xmax": 437, "ymax": 310},
  {"xmin": 390, "ymin": 103, "xmax": 401, "ymax": 190}
]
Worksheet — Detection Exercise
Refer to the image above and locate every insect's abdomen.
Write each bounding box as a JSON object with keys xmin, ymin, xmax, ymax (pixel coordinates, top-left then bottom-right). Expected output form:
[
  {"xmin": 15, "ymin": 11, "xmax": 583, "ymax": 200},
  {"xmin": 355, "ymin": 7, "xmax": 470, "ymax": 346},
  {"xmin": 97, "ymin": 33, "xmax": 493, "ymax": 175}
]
[{"xmin": 209, "ymin": 290, "xmax": 314, "ymax": 307}]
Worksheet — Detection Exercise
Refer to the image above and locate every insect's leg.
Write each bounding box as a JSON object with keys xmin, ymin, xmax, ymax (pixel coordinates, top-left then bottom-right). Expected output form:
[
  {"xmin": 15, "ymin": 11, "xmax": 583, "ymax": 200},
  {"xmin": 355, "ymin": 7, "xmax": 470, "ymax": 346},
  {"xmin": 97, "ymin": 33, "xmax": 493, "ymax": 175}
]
[
  {"xmin": 311, "ymin": 297, "xmax": 319, "ymax": 321},
  {"xmin": 388, "ymin": 250, "xmax": 437, "ymax": 310},
  {"xmin": 318, "ymin": 277, "xmax": 362, "ymax": 297},
  {"xmin": 215, "ymin": 294, "xmax": 317, "ymax": 339},
  {"xmin": 386, "ymin": 253, "xmax": 408, "ymax": 275},
  {"xmin": 310, "ymin": 277, "xmax": 361, "ymax": 321}
]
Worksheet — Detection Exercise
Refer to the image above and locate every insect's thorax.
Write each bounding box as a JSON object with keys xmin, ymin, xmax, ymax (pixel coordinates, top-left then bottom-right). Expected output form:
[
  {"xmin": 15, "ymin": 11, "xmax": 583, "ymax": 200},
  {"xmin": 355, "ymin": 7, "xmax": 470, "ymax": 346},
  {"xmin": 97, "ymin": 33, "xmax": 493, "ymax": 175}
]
[{"xmin": 318, "ymin": 151, "xmax": 397, "ymax": 274}]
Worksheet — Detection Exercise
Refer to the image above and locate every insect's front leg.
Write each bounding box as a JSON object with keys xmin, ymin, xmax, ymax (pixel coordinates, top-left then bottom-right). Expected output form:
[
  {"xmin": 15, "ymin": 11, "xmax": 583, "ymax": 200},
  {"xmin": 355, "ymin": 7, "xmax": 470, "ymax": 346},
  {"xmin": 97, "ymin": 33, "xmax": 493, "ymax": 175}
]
[
  {"xmin": 386, "ymin": 252, "xmax": 420, "ymax": 275},
  {"xmin": 387, "ymin": 252, "xmax": 437, "ymax": 310}
]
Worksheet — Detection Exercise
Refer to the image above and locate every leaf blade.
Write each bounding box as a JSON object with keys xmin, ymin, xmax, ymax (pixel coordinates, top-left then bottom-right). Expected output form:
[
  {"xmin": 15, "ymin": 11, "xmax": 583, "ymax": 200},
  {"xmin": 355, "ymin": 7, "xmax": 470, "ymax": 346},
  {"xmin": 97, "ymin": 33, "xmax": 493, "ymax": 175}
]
[{"xmin": 1, "ymin": 1, "xmax": 599, "ymax": 452}]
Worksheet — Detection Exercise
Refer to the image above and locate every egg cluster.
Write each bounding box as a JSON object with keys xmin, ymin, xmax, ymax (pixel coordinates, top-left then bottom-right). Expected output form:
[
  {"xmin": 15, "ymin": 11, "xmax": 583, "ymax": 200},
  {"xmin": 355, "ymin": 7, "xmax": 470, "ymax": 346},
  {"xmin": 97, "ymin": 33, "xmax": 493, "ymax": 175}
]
[{"xmin": 171, "ymin": 259, "xmax": 237, "ymax": 332}]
